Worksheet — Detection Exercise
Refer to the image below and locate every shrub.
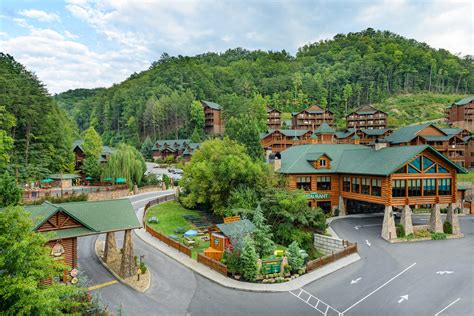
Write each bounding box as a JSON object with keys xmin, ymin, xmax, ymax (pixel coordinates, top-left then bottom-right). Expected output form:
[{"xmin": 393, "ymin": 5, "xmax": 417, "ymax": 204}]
[
  {"xmin": 140, "ymin": 262, "xmax": 147, "ymax": 274},
  {"xmin": 431, "ymin": 232, "xmax": 447, "ymax": 240},
  {"xmin": 414, "ymin": 229, "xmax": 431, "ymax": 238},
  {"xmin": 396, "ymin": 224, "xmax": 405, "ymax": 238},
  {"xmin": 240, "ymin": 236, "xmax": 258, "ymax": 281},
  {"xmin": 287, "ymin": 241, "xmax": 304, "ymax": 272},
  {"xmin": 334, "ymin": 208, "xmax": 340, "ymax": 217},
  {"xmin": 443, "ymin": 221, "xmax": 453, "ymax": 234},
  {"xmin": 440, "ymin": 208, "xmax": 448, "ymax": 214},
  {"xmin": 284, "ymin": 264, "xmax": 292, "ymax": 273}
]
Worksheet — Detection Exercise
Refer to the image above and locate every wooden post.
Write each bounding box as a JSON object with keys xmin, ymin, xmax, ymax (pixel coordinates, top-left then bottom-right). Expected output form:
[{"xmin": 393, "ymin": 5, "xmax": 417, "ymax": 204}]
[
  {"xmin": 103, "ymin": 232, "xmax": 118, "ymax": 263},
  {"xmin": 119, "ymin": 229, "xmax": 136, "ymax": 278}
]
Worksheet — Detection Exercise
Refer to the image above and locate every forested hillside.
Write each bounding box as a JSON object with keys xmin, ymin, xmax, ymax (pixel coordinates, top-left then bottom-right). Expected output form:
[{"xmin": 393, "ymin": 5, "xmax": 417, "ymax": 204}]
[
  {"xmin": 54, "ymin": 28, "xmax": 473, "ymax": 145},
  {"xmin": 0, "ymin": 53, "xmax": 76, "ymax": 182}
]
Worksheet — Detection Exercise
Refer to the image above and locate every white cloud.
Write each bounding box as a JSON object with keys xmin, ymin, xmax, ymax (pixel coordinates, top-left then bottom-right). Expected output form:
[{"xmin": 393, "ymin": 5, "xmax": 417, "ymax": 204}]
[{"xmin": 19, "ymin": 9, "xmax": 60, "ymax": 22}]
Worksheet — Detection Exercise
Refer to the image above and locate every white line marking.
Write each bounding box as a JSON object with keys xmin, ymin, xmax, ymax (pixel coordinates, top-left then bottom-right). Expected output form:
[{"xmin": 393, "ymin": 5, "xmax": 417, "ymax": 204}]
[
  {"xmin": 289, "ymin": 288, "xmax": 341, "ymax": 315},
  {"xmin": 351, "ymin": 277, "xmax": 362, "ymax": 284},
  {"xmin": 436, "ymin": 271, "xmax": 454, "ymax": 275},
  {"xmin": 434, "ymin": 298, "xmax": 461, "ymax": 316},
  {"xmin": 342, "ymin": 262, "xmax": 417, "ymax": 314}
]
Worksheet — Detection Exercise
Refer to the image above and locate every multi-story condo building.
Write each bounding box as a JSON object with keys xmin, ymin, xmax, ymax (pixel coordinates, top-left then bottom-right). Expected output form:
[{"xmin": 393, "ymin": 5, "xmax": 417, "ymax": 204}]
[
  {"xmin": 445, "ymin": 96, "xmax": 474, "ymax": 130},
  {"xmin": 346, "ymin": 105, "xmax": 388, "ymax": 129},
  {"xmin": 201, "ymin": 101, "xmax": 225, "ymax": 134},
  {"xmin": 267, "ymin": 107, "xmax": 281, "ymax": 129},
  {"xmin": 291, "ymin": 105, "xmax": 334, "ymax": 130}
]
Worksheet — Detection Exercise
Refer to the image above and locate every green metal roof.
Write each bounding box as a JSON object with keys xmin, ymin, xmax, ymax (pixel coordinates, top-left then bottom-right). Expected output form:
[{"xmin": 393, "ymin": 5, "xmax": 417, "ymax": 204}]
[
  {"xmin": 201, "ymin": 100, "xmax": 222, "ymax": 110},
  {"xmin": 25, "ymin": 199, "xmax": 141, "ymax": 240},
  {"xmin": 72, "ymin": 140, "xmax": 115, "ymax": 158},
  {"xmin": 216, "ymin": 219, "xmax": 255, "ymax": 237},
  {"xmin": 440, "ymin": 128, "xmax": 463, "ymax": 136},
  {"xmin": 48, "ymin": 174, "xmax": 81, "ymax": 180},
  {"xmin": 279, "ymin": 144, "xmax": 466, "ymax": 175},
  {"xmin": 335, "ymin": 129, "xmax": 355, "ymax": 139},
  {"xmin": 422, "ymin": 135, "xmax": 453, "ymax": 142},
  {"xmin": 360, "ymin": 128, "xmax": 390, "ymax": 136},
  {"xmin": 453, "ymin": 96, "xmax": 474, "ymax": 106},
  {"xmin": 152, "ymin": 139, "xmax": 190, "ymax": 150},
  {"xmin": 314, "ymin": 123, "xmax": 335, "ymax": 134},
  {"xmin": 43, "ymin": 227, "xmax": 94, "ymax": 240},
  {"xmin": 384, "ymin": 124, "xmax": 443, "ymax": 144}
]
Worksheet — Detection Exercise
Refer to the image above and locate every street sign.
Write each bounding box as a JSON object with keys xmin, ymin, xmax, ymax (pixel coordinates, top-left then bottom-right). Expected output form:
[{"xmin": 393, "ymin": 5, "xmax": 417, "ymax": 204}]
[{"xmin": 305, "ymin": 192, "xmax": 330, "ymax": 199}]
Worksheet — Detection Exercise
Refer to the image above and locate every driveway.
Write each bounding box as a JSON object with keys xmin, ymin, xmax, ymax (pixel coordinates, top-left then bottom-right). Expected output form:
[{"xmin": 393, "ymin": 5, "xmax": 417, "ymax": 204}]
[{"xmin": 78, "ymin": 194, "xmax": 474, "ymax": 315}]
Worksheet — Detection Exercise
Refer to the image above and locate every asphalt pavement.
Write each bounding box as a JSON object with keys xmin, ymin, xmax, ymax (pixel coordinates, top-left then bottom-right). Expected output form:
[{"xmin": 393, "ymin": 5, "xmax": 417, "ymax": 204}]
[{"xmin": 77, "ymin": 193, "xmax": 474, "ymax": 316}]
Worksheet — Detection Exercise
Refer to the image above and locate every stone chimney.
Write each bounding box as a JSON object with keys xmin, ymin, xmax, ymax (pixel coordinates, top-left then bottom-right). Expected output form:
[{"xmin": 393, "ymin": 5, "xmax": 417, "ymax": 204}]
[
  {"xmin": 272, "ymin": 157, "xmax": 281, "ymax": 171},
  {"xmin": 265, "ymin": 147, "xmax": 272, "ymax": 161}
]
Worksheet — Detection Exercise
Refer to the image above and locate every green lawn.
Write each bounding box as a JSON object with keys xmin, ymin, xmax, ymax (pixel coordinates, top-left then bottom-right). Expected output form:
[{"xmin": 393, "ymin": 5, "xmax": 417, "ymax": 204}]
[
  {"xmin": 458, "ymin": 172, "xmax": 474, "ymax": 185},
  {"xmin": 145, "ymin": 201, "xmax": 210, "ymax": 259}
]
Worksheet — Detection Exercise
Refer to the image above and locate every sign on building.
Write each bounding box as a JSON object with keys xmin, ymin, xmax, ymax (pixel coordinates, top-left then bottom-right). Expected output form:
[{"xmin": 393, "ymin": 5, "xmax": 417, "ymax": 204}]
[{"xmin": 306, "ymin": 192, "xmax": 331, "ymax": 199}]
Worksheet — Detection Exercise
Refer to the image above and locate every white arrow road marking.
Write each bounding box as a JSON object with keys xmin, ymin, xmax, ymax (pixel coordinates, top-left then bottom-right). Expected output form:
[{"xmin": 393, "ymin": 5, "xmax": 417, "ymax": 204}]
[
  {"xmin": 354, "ymin": 225, "xmax": 361, "ymax": 230},
  {"xmin": 351, "ymin": 277, "xmax": 362, "ymax": 284},
  {"xmin": 398, "ymin": 295, "xmax": 408, "ymax": 303},
  {"xmin": 436, "ymin": 271, "xmax": 454, "ymax": 275},
  {"xmin": 354, "ymin": 224, "xmax": 381, "ymax": 230},
  {"xmin": 365, "ymin": 240, "xmax": 371, "ymax": 247}
]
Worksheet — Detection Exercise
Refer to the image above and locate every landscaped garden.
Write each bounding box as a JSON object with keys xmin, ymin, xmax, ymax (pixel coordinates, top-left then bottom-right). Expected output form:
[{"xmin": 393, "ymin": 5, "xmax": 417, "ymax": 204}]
[{"xmin": 145, "ymin": 201, "xmax": 211, "ymax": 259}]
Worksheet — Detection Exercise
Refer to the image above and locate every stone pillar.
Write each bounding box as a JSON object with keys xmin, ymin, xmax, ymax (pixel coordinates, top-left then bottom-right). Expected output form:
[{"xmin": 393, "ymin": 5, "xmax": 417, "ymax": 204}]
[
  {"xmin": 400, "ymin": 205, "xmax": 414, "ymax": 236},
  {"xmin": 429, "ymin": 204, "xmax": 443, "ymax": 233},
  {"xmin": 103, "ymin": 232, "xmax": 118, "ymax": 263},
  {"xmin": 446, "ymin": 203, "xmax": 461, "ymax": 235},
  {"xmin": 119, "ymin": 230, "xmax": 136, "ymax": 278},
  {"xmin": 381, "ymin": 205, "xmax": 397, "ymax": 240},
  {"xmin": 338, "ymin": 196, "xmax": 346, "ymax": 216}
]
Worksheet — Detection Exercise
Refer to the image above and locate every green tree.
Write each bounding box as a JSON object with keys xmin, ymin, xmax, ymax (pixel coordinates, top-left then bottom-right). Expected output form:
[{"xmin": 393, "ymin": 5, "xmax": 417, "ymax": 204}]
[
  {"xmin": 287, "ymin": 241, "xmax": 304, "ymax": 272},
  {"xmin": 0, "ymin": 206, "xmax": 88, "ymax": 314},
  {"xmin": 103, "ymin": 143, "xmax": 146, "ymax": 187},
  {"xmin": 0, "ymin": 171, "xmax": 21, "ymax": 207},
  {"xmin": 189, "ymin": 100, "xmax": 205, "ymax": 139},
  {"xmin": 0, "ymin": 105, "xmax": 15, "ymax": 168},
  {"xmin": 225, "ymin": 115, "xmax": 263, "ymax": 160},
  {"xmin": 140, "ymin": 136, "xmax": 154, "ymax": 161},
  {"xmin": 252, "ymin": 204, "xmax": 275, "ymax": 258},
  {"xmin": 81, "ymin": 127, "xmax": 103, "ymax": 158},
  {"xmin": 82, "ymin": 156, "xmax": 102, "ymax": 180},
  {"xmin": 240, "ymin": 235, "xmax": 258, "ymax": 281},
  {"xmin": 181, "ymin": 138, "xmax": 272, "ymax": 215}
]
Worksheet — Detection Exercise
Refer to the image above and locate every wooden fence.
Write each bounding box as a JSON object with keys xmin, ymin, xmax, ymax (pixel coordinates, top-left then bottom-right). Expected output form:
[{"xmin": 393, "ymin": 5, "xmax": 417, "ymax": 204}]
[
  {"xmin": 145, "ymin": 225, "xmax": 192, "ymax": 257},
  {"xmin": 197, "ymin": 253, "xmax": 228, "ymax": 276},
  {"xmin": 306, "ymin": 243, "xmax": 358, "ymax": 272}
]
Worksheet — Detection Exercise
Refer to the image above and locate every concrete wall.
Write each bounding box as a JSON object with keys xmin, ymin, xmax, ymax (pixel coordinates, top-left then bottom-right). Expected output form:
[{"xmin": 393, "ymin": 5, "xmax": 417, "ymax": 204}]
[
  {"xmin": 87, "ymin": 185, "xmax": 164, "ymax": 201},
  {"xmin": 313, "ymin": 234, "xmax": 345, "ymax": 255}
]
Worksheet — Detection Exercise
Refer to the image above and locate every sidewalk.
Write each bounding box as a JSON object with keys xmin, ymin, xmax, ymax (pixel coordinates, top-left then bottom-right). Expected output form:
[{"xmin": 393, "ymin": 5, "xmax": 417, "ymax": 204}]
[{"xmin": 135, "ymin": 207, "xmax": 361, "ymax": 292}]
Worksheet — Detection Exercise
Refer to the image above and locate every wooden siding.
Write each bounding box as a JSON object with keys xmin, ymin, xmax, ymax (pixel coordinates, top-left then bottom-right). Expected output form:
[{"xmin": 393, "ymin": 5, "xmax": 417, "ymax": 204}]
[
  {"xmin": 37, "ymin": 211, "xmax": 83, "ymax": 232},
  {"xmin": 47, "ymin": 237, "xmax": 77, "ymax": 269}
]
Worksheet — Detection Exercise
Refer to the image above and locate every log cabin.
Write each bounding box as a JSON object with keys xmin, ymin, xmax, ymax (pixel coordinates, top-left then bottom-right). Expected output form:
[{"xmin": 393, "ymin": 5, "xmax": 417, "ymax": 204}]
[
  {"xmin": 444, "ymin": 96, "xmax": 474, "ymax": 130},
  {"xmin": 72, "ymin": 140, "xmax": 114, "ymax": 172},
  {"xmin": 267, "ymin": 106, "xmax": 282, "ymax": 129},
  {"xmin": 152, "ymin": 139, "xmax": 200, "ymax": 162},
  {"xmin": 275, "ymin": 143, "xmax": 466, "ymax": 240},
  {"xmin": 24, "ymin": 199, "xmax": 141, "ymax": 283}
]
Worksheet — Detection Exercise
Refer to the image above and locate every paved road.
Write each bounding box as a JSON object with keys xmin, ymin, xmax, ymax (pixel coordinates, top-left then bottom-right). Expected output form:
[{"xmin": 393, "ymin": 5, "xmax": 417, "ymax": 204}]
[{"xmin": 78, "ymin": 194, "xmax": 474, "ymax": 315}]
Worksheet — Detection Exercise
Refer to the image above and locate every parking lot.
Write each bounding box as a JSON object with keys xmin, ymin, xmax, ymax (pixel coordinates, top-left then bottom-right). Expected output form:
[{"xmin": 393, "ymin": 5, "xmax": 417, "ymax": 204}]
[{"xmin": 292, "ymin": 214, "xmax": 474, "ymax": 315}]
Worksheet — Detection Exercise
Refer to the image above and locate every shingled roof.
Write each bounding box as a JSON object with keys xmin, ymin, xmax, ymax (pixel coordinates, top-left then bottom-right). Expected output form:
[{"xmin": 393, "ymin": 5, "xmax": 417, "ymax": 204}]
[
  {"xmin": 25, "ymin": 199, "xmax": 141, "ymax": 240},
  {"xmin": 279, "ymin": 144, "xmax": 466, "ymax": 175}
]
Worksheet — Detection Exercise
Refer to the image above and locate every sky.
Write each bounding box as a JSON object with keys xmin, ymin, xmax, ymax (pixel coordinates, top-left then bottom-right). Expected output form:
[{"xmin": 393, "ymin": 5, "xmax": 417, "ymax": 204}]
[{"xmin": 0, "ymin": 0, "xmax": 472, "ymax": 94}]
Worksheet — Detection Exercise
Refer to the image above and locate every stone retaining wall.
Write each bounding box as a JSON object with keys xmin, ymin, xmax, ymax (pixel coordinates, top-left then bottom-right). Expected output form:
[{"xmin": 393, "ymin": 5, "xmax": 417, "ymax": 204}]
[
  {"xmin": 87, "ymin": 185, "xmax": 164, "ymax": 201},
  {"xmin": 313, "ymin": 234, "xmax": 345, "ymax": 255}
]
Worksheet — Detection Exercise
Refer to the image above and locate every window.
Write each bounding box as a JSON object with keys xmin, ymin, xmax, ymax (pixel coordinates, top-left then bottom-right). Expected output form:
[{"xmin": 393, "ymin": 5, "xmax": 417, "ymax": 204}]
[
  {"xmin": 438, "ymin": 165, "xmax": 449, "ymax": 173},
  {"xmin": 471, "ymin": 152, "xmax": 474, "ymax": 157},
  {"xmin": 422, "ymin": 157, "xmax": 435, "ymax": 170},
  {"xmin": 423, "ymin": 179, "xmax": 436, "ymax": 196},
  {"xmin": 343, "ymin": 176, "xmax": 351, "ymax": 192},
  {"xmin": 407, "ymin": 165, "xmax": 421, "ymax": 173},
  {"xmin": 371, "ymin": 179, "xmax": 381, "ymax": 196},
  {"xmin": 319, "ymin": 159, "xmax": 327, "ymax": 167},
  {"xmin": 395, "ymin": 166, "xmax": 406, "ymax": 173},
  {"xmin": 392, "ymin": 179, "xmax": 406, "ymax": 197},
  {"xmin": 438, "ymin": 178, "xmax": 451, "ymax": 195},
  {"xmin": 361, "ymin": 178, "xmax": 370, "ymax": 194},
  {"xmin": 351, "ymin": 177, "xmax": 360, "ymax": 193},
  {"xmin": 296, "ymin": 176, "xmax": 311, "ymax": 191},
  {"xmin": 411, "ymin": 157, "xmax": 421, "ymax": 170},
  {"xmin": 317, "ymin": 176, "xmax": 331, "ymax": 190},
  {"xmin": 407, "ymin": 179, "xmax": 421, "ymax": 196}
]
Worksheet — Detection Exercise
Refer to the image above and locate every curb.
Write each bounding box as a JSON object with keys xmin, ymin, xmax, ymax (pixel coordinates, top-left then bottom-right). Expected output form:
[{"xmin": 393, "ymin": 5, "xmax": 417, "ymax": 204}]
[
  {"xmin": 93, "ymin": 238, "xmax": 151, "ymax": 293},
  {"xmin": 137, "ymin": 206, "xmax": 361, "ymax": 292}
]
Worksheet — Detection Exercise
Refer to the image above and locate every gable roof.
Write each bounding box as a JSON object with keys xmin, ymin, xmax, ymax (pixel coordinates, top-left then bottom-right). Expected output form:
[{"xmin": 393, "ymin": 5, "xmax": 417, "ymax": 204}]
[
  {"xmin": 453, "ymin": 96, "xmax": 474, "ymax": 106},
  {"xmin": 360, "ymin": 128, "xmax": 391, "ymax": 136},
  {"xmin": 25, "ymin": 199, "xmax": 141, "ymax": 240},
  {"xmin": 72, "ymin": 140, "xmax": 115, "ymax": 158},
  {"xmin": 152, "ymin": 139, "xmax": 190, "ymax": 150},
  {"xmin": 440, "ymin": 127, "xmax": 464, "ymax": 136},
  {"xmin": 335, "ymin": 128, "xmax": 356, "ymax": 139},
  {"xmin": 384, "ymin": 124, "xmax": 447, "ymax": 144},
  {"xmin": 292, "ymin": 105, "xmax": 333, "ymax": 116},
  {"xmin": 314, "ymin": 123, "xmax": 335, "ymax": 134},
  {"xmin": 201, "ymin": 100, "xmax": 222, "ymax": 110},
  {"xmin": 260, "ymin": 129, "xmax": 311, "ymax": 139},
  {"xmin": 279, "ymin": 144, "xmax": 466, "ymax": 175},
  {"xmin": 349, "ymin": 104, "xmax": 384, "ymax": 116},
  {"xmin": 266, "ymin": 106, "xmax": 281, "ymax": 113},
  {"xmin": 216, "ymin": 219, "xmax": 255, "ymax": 237}
]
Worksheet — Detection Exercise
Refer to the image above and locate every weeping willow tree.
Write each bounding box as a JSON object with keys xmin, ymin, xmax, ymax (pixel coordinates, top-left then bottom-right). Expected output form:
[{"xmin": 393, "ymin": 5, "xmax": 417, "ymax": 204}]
[{"xmin": 103, "ymin": 144, "xmax": 146, "ymax": 188}]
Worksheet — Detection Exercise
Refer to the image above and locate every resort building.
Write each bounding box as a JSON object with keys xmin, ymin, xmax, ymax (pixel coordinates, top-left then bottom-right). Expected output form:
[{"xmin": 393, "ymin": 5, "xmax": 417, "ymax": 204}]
[
  {"xmin": 275, "ymin": 143, "xmax": 465, "ymax": 240},
  {"xmin": 267, "ymin": 107, "xmax": 282, "ymax": 129},
  {"xmin": 72, "ymin": 140, "xmax": 114, "ymax": 172},
  {"xmin": 291, "ymin": 105, "xmax": 334, "ymax": 130},
  {"xmin": 152, "ymin": 139, "xmax": 200, "ymax": 161},
  {"xmin": 444, "ymin": 96, "xmax": 474, "ymax": 130},
  {"xmin": 202, "ymin": 100, "xmax": 225, "ymax": 134},
  {"xmin": 25, "ymin": 199, "xmax": 141, "ymax": 283},
  {"xmin": 385, "ymin": 124, "xmax": 473, "ymax": 169},
  {"xmin": 335, "ymin": 128, "xmax": 392, "ymax": 145},
  {"xmin": 346, "ymin": 105, "xmax": 388, "ymax": 129}
]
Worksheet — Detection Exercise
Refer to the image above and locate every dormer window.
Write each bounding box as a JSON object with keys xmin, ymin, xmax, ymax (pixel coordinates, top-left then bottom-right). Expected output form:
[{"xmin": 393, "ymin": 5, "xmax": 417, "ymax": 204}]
[{"xmin": 319, "ymin": 159, "xmax": 327, "ymax": 167}]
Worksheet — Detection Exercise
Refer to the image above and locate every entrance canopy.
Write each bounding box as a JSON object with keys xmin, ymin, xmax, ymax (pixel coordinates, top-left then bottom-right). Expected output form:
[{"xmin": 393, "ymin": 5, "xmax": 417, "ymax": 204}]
[{"xmin": 27, "ymin": 199, "xmax": 141, "ymax": 240}]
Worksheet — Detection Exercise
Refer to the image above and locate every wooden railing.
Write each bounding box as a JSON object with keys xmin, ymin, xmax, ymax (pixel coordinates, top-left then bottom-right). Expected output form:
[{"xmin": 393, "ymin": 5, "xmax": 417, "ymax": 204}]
[
  {"xmin": 145, "ymin": 224, "xmax": 192, "ymax": 257},
  {"xmin": 306, "ymin": 243, "xmax": 358, "ymax": 272},
  {"xmin": 197, "ymin": 253, "xmax": 228, "ymax": 276}
]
